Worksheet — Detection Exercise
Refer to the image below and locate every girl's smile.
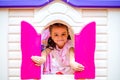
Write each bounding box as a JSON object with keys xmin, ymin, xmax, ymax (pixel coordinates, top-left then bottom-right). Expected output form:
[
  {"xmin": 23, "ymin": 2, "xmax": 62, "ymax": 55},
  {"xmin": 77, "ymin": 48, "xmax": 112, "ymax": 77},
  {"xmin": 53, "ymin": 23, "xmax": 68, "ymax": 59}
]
[{"xmin": 51, "ymin": 27, "xmax": 68, "ymax": 49}]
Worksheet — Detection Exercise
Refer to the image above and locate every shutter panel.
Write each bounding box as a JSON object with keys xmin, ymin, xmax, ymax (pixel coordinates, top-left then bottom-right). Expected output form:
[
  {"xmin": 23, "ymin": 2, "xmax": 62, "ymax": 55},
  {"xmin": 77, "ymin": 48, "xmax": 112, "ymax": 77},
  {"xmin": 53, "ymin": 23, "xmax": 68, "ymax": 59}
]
[
  {"xmin": 21, "ymin": 21, "xmax": 41, "ymax": 79},
  {"xmin": 75, "ymin": 22, "xmax": 96, "ymax": 79}
]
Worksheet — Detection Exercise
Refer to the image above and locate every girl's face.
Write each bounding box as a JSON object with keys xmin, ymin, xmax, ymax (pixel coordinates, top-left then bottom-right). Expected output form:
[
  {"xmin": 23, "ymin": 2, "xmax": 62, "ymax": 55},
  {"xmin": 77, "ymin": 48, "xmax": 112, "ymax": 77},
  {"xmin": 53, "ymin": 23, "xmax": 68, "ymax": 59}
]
[{"xmin": 51, "ymin": 26, "xmax": 68, "ymax": 49}]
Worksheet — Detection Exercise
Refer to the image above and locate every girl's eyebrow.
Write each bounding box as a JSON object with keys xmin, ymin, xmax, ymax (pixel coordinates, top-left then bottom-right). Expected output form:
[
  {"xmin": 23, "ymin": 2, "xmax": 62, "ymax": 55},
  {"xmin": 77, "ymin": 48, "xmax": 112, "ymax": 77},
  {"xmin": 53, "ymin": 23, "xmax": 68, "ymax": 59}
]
[
  {"xmin": 53, "ymin": 33, "xmax": 58, "ymax": 34},
  {"xmin": 53, "ymin": 31, "xmax": 67, "ymax": 34},
  {"xmin": 62, "ymin": 32, "xmax": 67, "ymax": 34}
]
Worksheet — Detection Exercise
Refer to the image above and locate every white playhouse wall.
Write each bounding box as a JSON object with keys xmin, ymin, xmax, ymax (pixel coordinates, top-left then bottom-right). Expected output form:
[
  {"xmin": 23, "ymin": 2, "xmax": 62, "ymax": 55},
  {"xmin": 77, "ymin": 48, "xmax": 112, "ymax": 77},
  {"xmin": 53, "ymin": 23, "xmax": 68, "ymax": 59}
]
[{"xmin": 0, "ymin": 1, "xmax": 120, "ymax": 80}]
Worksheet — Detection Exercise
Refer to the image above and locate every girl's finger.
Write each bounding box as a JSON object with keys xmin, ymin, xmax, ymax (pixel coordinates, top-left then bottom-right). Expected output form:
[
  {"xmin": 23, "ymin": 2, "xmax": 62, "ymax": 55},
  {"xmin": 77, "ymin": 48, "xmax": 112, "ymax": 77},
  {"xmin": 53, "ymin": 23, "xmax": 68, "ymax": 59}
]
[
  {"xmin": 31, "ymin": 57, "xmax": 40, "ymax": 63},
  {"xmin": 77, "ymin": 66, "xmax": 84, "ymax": 71},
  {"xmin": 35, "ymin": 64, "xmax": 41, "ymax": 66}
]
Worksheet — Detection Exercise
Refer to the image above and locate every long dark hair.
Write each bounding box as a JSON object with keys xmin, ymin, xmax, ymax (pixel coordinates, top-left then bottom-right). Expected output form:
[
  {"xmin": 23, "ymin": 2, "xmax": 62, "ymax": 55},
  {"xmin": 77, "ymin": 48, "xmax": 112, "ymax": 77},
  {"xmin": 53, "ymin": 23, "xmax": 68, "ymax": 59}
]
[{"xmin": 46, "ymin": 23, "xmax": 71, "ymax": 50}]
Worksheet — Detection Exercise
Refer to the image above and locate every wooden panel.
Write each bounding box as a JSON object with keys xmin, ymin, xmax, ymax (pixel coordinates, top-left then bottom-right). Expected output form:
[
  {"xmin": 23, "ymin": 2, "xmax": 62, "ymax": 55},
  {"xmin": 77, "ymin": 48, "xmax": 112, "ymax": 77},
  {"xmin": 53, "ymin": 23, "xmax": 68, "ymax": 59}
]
[
  {"xmin": 9, "ymin": 17, "xmax": 34, "ymax": 25},
  {"xmin": 96, "ymin": 69, "xmax": 107, "ymax": 76},
  {"xmin": 82, "ymin": 9, "xmax": 107, "ymax": 17},
  {"xmin": 95, "ymin": 77, "xmax": 107, "ymax": 80},
  {"xmin": 8, "ymin": 51, "xmax": 21, "ymax": 59},
  {"xmin": 9, "ymin": 77, "xmax": 19, "ymax": 80},
  {"xmin": 8, "ymin": 26, "xmax": 20, "ymax": 33},
  {"xmin": 9, "ymin": 60, "xmax": 21, "ymax": 68},
  {"xmin": 95, "ymin": 52, "xmax": 108, "ymax": 59},
  {"xmin": 96, "ymin": 43, "xmax": 108, "ymax": 51},
  {"xmin": 9, "ymin": 69, "xmax": 20, "ymax": 77},
  {"xmin": 8, "ymin": 43, "xmax": 20, "ymax": 51},
  {"xmin": 96, "ymin": 26, "xmax": 108, "ymax": 34},
  {"xmin": 9, "ymin": 9, "xmax": 34, "ymax": 17},
  {"xmin": 83, "ymin": 17, "xmax": 107, "ymax": 26},
  {"xmin": 8, "ymin": 34, "xmax": 20, "ymax": 42},
  {"xmin": 95, "ymin": 60, "xmax": 107, "ymax": 68},
  {"xmin": 96, "ymin": 34, "xmax": 108, "ymax": 43}
]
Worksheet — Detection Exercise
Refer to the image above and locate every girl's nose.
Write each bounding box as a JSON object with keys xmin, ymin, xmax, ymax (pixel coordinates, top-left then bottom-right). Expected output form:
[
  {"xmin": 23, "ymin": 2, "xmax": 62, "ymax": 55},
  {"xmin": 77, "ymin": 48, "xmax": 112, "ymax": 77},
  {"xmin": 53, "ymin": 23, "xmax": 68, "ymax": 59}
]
[{"xmin": 58, "ymin": 35, "xmax": 63, "ymax": 39}]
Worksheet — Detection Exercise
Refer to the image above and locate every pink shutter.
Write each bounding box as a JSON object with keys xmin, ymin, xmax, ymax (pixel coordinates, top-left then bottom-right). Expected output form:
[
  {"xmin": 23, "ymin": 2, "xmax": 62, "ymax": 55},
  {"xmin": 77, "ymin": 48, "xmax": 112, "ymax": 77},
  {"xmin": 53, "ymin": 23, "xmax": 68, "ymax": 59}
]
[
  {"xmin": 21, "ymin": 21, "xmax": 41, "ymax": 79},
  {"xmin": 75, "ymin": 22, "xmax": 96, "ymax": 79}
]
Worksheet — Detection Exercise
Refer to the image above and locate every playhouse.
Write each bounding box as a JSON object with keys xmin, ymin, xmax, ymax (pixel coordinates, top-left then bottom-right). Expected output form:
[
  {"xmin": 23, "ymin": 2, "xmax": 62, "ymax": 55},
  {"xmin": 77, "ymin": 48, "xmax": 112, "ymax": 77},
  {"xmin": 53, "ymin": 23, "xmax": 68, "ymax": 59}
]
[{"xmin": 0, "ymin": 0, "xmax": 120, "ymax": 80}]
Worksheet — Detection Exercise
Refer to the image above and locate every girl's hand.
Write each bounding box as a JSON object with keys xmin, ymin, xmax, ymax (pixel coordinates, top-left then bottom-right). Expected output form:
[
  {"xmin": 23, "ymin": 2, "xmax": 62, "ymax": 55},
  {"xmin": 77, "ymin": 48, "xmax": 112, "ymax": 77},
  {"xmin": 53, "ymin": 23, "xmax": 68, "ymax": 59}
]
[
  {"xmin": 31, "ymin": 56, "xmax": 46, "ymax": 66},
  {"xmin": 70, "ymin": 62, "xmax": 84, "ymax": 71}
]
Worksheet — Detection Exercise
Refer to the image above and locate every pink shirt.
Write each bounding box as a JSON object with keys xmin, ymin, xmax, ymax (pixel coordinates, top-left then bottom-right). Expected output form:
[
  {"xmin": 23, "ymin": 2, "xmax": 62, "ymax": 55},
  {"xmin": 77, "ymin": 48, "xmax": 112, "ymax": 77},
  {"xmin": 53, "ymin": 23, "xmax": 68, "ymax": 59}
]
[{"xmin": 43, "ymin": 40, "xmax": 74, "ymax": 75}]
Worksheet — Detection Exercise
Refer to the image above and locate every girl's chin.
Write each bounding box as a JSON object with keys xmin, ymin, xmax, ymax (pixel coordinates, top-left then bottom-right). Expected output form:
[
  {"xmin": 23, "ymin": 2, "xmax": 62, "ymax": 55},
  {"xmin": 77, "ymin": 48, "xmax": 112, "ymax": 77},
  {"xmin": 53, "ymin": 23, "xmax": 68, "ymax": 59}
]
[{"xmin": 57, "ymin": 43, "xmax": 65, "ymax": 48}]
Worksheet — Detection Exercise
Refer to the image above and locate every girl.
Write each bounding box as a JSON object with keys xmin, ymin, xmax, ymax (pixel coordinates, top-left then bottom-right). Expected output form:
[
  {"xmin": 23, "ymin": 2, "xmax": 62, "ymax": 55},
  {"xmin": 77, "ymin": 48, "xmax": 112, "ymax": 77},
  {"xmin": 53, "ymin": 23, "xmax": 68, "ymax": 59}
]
[{"xmin": 31, "ymin": 23, "xmax": 84, "ymax": 75}]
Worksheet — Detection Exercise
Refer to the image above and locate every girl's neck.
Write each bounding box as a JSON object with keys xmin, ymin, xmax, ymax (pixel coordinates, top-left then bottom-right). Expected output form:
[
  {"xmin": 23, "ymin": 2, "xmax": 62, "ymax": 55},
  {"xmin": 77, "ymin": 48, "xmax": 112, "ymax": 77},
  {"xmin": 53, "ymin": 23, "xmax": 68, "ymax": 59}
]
[
  {"xmin": 57, "ymin": 45, "xmax": 64, "ymax": 49},
  {"xmin": 57, "ymin": 42, "xmax": 66, "ymax": 49}
]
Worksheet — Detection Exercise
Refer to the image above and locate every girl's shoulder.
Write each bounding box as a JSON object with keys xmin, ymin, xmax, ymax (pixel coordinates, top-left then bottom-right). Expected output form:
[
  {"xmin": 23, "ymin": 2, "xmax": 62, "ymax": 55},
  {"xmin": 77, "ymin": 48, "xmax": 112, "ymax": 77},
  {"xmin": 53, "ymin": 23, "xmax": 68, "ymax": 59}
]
[{"xmin": 65, "ymin": 40, "xmax": 74, "ymax": 48}]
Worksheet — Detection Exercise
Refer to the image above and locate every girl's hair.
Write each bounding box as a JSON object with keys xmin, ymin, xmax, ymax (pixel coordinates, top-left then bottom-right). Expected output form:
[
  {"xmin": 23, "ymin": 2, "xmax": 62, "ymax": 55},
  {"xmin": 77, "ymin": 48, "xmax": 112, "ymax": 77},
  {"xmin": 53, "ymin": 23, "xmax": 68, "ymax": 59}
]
[{"xmin": 46, "ymin": 23, "xmax": 71, "ymax": 50}]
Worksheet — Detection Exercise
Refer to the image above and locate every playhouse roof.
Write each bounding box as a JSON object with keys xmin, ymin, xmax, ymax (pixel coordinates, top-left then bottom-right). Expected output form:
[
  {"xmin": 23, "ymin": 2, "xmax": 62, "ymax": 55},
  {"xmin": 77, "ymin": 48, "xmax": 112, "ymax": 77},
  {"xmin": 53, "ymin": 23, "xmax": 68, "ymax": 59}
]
[{"xmin": 0, "ymin": 0, "xmax": 120, "ymax": 8}]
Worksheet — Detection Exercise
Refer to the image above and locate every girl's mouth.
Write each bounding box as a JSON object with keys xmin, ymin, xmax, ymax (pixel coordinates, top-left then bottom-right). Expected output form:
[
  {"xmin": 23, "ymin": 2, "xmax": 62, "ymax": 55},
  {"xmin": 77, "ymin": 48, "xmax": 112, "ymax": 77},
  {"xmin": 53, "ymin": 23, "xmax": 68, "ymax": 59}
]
[{"xmin": 57, "ymin": 40, "xmax": 64, "ymax": 42}]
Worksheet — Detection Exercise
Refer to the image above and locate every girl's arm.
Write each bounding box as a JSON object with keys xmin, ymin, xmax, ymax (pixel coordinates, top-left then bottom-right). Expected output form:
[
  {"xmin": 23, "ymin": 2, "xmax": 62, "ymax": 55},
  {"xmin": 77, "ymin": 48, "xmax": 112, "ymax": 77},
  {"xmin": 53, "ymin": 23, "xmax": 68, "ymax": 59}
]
[
  {"xmin": 69, "ymin": 47, "xmax": 84, "ymax": 71},
  {"xmin": 31, "ymin": 48, "xmax": 51, "ymax": 66},
  {"xmin": 69, "ymin": 47, "xmax": 75, "ymax": 63}
]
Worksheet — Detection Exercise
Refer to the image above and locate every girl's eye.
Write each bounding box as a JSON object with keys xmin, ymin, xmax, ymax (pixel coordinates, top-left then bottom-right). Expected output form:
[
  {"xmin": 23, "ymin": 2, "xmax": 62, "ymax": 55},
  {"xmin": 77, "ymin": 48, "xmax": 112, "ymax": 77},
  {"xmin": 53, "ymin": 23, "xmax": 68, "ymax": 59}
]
[
  {"xmin": 62, "ymin": 34, "xmax": 66, "ymax": 36},
  {"xmin": 54, "ymin": 34, "xmax": 58, "ymax": 36}
]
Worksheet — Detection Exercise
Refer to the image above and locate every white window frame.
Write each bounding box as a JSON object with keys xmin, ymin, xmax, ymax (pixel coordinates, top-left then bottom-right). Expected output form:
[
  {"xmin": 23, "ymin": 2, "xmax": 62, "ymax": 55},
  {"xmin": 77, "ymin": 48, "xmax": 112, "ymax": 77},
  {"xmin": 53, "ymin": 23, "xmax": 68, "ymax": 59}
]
[
  {"xmin": 108, "ymin": 9, "xmax": 120, "ymax": 80},
  {"xmin": 0, "ymin": 9, "xmax": 8, "ymax": 80}
]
